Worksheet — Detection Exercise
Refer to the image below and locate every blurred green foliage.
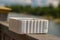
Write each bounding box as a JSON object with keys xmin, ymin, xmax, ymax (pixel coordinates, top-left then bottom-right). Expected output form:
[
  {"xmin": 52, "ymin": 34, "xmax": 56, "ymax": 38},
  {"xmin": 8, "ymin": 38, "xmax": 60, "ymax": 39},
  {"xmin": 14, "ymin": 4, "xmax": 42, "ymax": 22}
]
[{"xmin": 5, "ymin": 4, "xmax": 60, "ymax": 18}]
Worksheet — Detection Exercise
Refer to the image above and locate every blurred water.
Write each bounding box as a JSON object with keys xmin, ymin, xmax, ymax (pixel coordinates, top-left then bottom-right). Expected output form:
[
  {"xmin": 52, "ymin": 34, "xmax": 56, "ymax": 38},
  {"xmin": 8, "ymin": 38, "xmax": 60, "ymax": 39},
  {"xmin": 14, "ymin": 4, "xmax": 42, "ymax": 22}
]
[{"xmin": 48, "ymin": 21, "xmax": 60, "ymax": 37}]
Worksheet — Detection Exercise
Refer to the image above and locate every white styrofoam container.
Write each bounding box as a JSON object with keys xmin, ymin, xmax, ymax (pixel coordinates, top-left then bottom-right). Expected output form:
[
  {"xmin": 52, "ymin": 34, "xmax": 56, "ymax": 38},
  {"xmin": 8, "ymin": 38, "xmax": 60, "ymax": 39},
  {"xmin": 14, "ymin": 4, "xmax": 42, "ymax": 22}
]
[{"xmin": 9, "ymin": 17, "xmax": 48, "ymax": 34}]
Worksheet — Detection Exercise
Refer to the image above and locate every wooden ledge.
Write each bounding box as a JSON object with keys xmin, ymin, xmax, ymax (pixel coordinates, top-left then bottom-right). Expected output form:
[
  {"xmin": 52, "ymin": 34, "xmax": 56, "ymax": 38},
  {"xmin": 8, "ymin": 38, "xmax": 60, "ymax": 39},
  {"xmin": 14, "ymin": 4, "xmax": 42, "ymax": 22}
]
[
  {"xmin": 27, "ymin": 34, "xmax": 60, "ymax": 40},
  {"xmin": 0, "ymin": 21, "xmax": 9, "ymax": 27},
  {"xmin": 0, "ymin": 21, "xmax": 60, "ymax": 40}
]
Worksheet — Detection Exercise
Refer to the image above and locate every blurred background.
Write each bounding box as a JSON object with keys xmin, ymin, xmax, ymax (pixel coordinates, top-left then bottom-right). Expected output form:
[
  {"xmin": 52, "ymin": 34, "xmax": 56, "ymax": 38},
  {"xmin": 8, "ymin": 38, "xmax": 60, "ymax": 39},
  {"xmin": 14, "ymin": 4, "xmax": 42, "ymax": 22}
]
[{"xmin": 0, "ymin": 0, "xmax": 60, "ymax": 37}]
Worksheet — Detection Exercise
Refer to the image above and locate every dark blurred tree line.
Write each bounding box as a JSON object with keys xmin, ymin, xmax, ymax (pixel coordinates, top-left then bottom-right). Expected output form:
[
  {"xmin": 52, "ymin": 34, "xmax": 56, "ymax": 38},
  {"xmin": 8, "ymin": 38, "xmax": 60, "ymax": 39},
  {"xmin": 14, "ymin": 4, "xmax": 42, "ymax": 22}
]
[{"xmin": 5, "ymin": 4, "xmax": 60, "ymax": 18}]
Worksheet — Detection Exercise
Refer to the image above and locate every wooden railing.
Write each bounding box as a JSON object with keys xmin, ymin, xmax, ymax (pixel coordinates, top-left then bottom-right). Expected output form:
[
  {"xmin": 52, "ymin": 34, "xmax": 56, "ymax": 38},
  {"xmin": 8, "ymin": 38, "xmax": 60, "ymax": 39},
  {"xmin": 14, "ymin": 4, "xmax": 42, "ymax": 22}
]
[
  {"xmin": 0, "ymin": 22, "xmax": 38, "ymax": 40},
  {"xmin": 0, "ymin": 31, "xmax": 15, "ymax": 40}
]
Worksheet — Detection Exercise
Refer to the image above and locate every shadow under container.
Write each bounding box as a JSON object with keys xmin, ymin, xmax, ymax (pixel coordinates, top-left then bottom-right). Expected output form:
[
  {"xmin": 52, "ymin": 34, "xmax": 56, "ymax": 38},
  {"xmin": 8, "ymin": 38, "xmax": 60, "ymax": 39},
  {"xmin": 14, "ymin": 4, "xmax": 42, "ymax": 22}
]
[{"xmin": 0, "ymin": 7, "xmax": 11, "ymax": 21}]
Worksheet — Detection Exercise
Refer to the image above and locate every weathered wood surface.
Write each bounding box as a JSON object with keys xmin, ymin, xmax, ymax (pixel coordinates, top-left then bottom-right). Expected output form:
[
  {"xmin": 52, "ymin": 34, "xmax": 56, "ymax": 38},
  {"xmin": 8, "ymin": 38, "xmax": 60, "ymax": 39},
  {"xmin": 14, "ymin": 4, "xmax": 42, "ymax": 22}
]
[
  {"xmin": 27, "ymin": 34, "xmax": 60, "ymax": 40},
  {"xmin": 0, "ymin": 21, "xmax": 60, "ymax": 40},
  {"xmin": 0, "ymin": 21, "xmax": 9, "ymax": 27},
  {"xmin": 0, "ymin": 24, "xmax": 37, "ymax": 40}
]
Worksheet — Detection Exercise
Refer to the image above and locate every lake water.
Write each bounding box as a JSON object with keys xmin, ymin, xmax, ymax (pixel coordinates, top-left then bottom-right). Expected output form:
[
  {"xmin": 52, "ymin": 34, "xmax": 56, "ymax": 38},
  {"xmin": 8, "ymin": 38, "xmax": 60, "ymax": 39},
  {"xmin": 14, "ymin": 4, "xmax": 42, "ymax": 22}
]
[{"xmin": 48, "ymin": 21, "xmax": 60, "ymax": 37}]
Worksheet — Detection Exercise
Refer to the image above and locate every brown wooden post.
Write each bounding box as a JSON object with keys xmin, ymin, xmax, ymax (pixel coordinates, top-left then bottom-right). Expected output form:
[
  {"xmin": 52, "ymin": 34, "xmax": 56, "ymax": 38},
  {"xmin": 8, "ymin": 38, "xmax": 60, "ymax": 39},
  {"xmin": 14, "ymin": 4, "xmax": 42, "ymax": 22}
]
[
  {"xmin": 1, "ymin": 31, "xmax": 4, "ymax": 40},
  {"xmin": 0, "ymin": 31, "xmax": 1, "ymax": 40}
]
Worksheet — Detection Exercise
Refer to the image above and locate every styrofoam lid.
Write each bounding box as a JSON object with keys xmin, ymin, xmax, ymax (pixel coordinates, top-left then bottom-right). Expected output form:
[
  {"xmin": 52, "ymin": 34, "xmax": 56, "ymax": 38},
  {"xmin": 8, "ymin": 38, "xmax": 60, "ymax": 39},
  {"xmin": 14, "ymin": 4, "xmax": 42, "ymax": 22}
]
[{"xmin": 9, "ymin": 17, "xmax": 48, "ymax": 21}]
